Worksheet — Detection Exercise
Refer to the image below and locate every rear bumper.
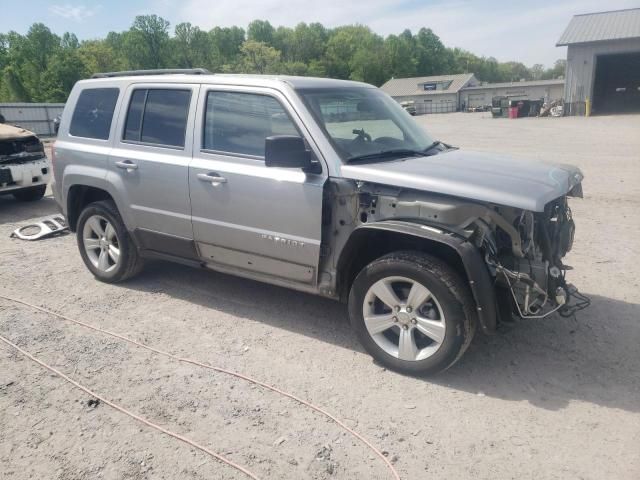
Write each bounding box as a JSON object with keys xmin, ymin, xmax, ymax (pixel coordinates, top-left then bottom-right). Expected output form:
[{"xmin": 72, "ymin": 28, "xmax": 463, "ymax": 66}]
[{"xmin": 0, "ymin": 157, "xmax": 51, "ymax": 193}]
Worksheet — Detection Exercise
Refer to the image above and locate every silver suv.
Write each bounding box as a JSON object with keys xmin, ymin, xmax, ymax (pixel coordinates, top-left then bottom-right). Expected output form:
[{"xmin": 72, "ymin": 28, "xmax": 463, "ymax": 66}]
[{"xmin": 52, "ymin": 69, "xmax": 586, "ymax": 374}]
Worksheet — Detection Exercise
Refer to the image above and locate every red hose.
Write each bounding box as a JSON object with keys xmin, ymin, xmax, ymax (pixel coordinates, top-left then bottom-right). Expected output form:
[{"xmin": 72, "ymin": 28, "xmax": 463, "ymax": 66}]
[{"xmin": 0, "ymin": 294, "xmax": 401, "ymax": 480}]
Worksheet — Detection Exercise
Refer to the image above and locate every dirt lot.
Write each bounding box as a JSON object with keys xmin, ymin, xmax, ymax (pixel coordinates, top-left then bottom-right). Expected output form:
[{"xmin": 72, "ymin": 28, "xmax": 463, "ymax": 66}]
[{"xmin": 1, "ymin": 113, "xmax": 639, "ymax": 480}]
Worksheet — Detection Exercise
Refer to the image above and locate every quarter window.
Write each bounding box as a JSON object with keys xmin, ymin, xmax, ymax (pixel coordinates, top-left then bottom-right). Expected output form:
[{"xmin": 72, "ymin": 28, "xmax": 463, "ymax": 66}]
[
  {"xmin": 203, "ymin": 92, "xmax": 298, "ymax": 157},
  {"xmin": 69, "ymin": 88, "xmax": 119, "ymax": 140},
  {"xmin": 123, "ymin": 89, "xmax": 191, "ymax": 148}
]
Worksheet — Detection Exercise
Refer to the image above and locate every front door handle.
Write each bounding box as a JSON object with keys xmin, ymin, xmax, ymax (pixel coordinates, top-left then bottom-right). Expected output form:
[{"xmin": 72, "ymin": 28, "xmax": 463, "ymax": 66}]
[
  {"xmin": 115, "ymin": 160, "xmax": 138, "ymax": 172},
  {"xmin": 197, "ymin": 172, "xmax": 227, "ymax": 185}
]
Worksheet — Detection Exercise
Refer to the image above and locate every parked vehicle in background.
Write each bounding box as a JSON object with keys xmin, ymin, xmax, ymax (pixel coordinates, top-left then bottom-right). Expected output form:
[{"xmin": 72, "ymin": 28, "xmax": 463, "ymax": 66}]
[
  {"xmin": 400, "ymin": 100, "xmax": 417, "ymax": 115},
  {"xmin": 0, "ymin": 123, "xmax": 50, "ymax": 201},
  {"xmin": 466, "ymin": 105, "xmax": 489, "ymax": 112},
  {"xmin": 491, "ymin": 96, "xmax": 509, "ymax": 117},
  {"xmin": 52, "ymin": 70, "xmax": 587, "ymax": 374}
]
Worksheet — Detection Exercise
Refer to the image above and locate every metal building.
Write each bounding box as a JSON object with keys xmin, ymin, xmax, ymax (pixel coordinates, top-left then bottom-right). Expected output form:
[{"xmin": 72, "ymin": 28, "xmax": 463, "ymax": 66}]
[
  {"xmin": 558, "ymin": 8, "xmax": 640, "ymax": 115},
  {"xmin": 461, "ymin": 79, "xmax": 565, "ymax": 109},
  {"xmin": 380, "ymin": 73, "xmax": 478, "ymax": 114},
  {"xmin": 0, "ymin": 103, "xmax": 64, "ymax": 136}
]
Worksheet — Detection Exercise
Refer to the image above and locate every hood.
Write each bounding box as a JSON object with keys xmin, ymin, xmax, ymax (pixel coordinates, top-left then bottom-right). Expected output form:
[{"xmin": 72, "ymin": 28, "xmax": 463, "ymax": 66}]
[
  {"xmin": 0, "ymin": 123, "xmax": 36, "ymax": 140},
  {"xmin": 339, "ymin": 150, "xmax": 584, "ymax": 212}
]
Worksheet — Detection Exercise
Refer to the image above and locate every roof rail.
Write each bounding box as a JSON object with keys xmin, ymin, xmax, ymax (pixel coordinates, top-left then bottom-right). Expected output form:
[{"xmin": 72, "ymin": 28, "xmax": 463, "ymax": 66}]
[{"xmin": 91, "ymin": 68, "xmax": 211, "ymax": 79}]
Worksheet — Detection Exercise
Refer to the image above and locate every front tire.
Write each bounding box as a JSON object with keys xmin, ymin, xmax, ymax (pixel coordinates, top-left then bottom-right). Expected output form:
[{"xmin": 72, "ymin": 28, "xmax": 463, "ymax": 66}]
[
  {"xmin": 348, "ymin": 251, "xmax": 476, "ymax": 375},
  {"xmin": 13, "ymin": 184, "xmax": 46, "ymax": 201},
  {"xmin": 76, "ymin": 200, "xmax": 143, "ymax": 283}
]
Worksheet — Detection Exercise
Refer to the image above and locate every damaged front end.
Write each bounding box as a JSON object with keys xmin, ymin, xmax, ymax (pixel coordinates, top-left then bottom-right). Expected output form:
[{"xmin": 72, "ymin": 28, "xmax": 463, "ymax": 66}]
[
  {"xmin": 347, "ymin": 181, "xmax": 589, "ymax": 326},
  {"xmin": 0, "ymin": 134, "xmax": 46, "ymax": 165},
  {"xmin": 479, "ymin": 195, "xmax": 590, "ymax": 320}
]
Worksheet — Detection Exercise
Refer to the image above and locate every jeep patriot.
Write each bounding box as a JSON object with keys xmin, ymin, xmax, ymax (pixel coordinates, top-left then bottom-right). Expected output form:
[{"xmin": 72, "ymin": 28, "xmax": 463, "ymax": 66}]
[{"xmin": 52, "ymin": 69, "xmax": 586, "ymax": 374}]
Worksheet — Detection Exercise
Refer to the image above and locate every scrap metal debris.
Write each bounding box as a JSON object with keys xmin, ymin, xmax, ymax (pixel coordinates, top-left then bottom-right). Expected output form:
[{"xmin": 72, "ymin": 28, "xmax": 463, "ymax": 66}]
[
  {"xmin": 10, "ymin": 214, "xmax": 69, "ymax": 241},
  {"xmin": 539, "ymin": 99, "xmax": 564, "ymax": 117}
]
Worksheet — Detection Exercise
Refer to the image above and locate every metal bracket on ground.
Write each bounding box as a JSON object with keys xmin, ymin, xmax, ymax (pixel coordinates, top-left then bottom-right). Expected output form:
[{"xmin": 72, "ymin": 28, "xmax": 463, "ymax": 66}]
[{"xmin": 10, "ymin": 214, "xmax": 69, "ymax": 241}]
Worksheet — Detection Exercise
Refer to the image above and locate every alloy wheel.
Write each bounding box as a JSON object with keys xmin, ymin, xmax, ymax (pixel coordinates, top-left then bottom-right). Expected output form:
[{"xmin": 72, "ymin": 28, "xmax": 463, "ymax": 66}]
[
  {"xmin": 362, "ymin": 276, "xmax": 446, "ymax": 361},
  {"xmin": 82, "ymin": 215, "xmax": 120, "ymax": 273}
]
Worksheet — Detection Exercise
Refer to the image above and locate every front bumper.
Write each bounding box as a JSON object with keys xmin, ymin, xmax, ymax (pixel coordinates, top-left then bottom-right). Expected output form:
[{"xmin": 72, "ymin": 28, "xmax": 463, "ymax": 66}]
[{"xmin": 0, "ymin": 157, "xmax": 51, "ymax": 193}]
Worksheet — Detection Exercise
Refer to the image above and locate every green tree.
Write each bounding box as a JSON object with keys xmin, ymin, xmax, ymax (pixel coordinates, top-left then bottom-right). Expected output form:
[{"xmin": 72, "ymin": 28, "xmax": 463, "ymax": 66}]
[
  {"xmin": 41, "ymin": 49, "xmax": 86, "ymax": 101},
  {"xmin": 240, "ymin": 40, "xmax": 280, "ymax": 74},
  {"xmin": 541, "ymin": 59, "xmax": 566, "ymax": 79},
  {"xmin": 414, "ymin": 28, "xmax": 449, "ymax": 75},
  {"xmin": 61, "ymin": 32, "xmax": 79, "ymax": 50},
  {"xmin": 530, "ymin": 63, "xmax": 544, "ymax": 80},
  {"xmin": 210, "ymin": 26, "xmax": 245, "ymax": 66},
  {"xmin": 0, "ymin": 17, "xmax": 564, "ymax": 102},
  {"xmin": 289, "ymin": 23, "xmax": 327, "ymax": 63},
  {"xmin": 124, "ymin": 15, "xmax": 170, "ymax": 69},
  {"xmin": 172, "ymin": 23, "xmax": 215, "ymax": 69},
  {"xmin": 324, "ymin": 25, "xmax": 373, "ymax": 79},
  {"xmin": 272, "ymin": 26, "xmax": 294, "ymax": 59},
  {"xmin": 247, "ymin": 20, "xmax": 275, "ymax": 45},
  {"xmin": 384, "ymin": 33, "xmax": 416, "ymax": 78},
  {"xmin": 23, "ymin": 23, "xmax": 60, "ymax": 73},
  {"xmin": 2, "ymin": 65, "xmax": 31, "ymax": 101},
  {"xmin": 78, "ymin": 40, "xmax": 123, "ymax": 74}
]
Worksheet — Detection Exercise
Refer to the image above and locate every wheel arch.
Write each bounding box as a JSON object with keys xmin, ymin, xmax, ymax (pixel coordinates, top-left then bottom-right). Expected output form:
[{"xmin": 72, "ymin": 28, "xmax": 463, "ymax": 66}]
[
  {"xmin": 336, "ymin": 220, "xmax": 497, "ymax": 334},
  {"xmin": 66, "ymin": 185, "xmax": 114, "ymax": 232}
]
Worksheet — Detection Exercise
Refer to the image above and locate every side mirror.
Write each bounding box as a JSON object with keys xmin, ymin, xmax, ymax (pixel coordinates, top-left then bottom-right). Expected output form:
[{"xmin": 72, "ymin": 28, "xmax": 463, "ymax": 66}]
[{"xmin": 265, "ymin": 135, "xmax": 313, "ymax": 170}]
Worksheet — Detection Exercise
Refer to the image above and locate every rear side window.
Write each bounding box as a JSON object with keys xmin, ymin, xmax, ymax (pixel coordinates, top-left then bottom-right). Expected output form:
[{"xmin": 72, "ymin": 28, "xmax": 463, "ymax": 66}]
[
  {"xmin": 69, "ymin": 88, "xmax": 119, "ymax": 140},
  {"xmin": 123, "ymin": 89, "xmax": 191, "ymax": 148},
  {"xmin": 203, "ymin": 92, "xmax": 298, "ymax": 157}
]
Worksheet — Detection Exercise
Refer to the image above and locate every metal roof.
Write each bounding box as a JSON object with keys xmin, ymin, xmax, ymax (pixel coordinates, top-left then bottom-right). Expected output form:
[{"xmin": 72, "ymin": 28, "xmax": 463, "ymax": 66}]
[
  {"xmin": 462, "ymin": 79, "xmax": 564, "ymax": 91},
  {"xmin": 557, "ymin": 8, "xmax": 640, "ymax": 46},
  {"xmin": 380, "ymin": 73, "xmax": 476, "ymax": 97}
]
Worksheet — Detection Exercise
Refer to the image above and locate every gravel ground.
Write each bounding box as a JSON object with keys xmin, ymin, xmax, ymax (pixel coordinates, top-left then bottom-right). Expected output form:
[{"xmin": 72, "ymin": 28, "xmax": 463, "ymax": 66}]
[{"xmin": 1, "ymin": 113, "xmax": 639, "ymax": 480}]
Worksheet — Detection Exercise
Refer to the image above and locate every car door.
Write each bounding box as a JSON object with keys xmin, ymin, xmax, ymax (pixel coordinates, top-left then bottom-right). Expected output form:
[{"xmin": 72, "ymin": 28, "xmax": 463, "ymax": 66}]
[
  {"xmin": 189, "ymin": 86, "xmax": 326, "ymax": 285},
  {"xmin": 108, "ymin": 83, "xmax": 199, "ymax": 255}
]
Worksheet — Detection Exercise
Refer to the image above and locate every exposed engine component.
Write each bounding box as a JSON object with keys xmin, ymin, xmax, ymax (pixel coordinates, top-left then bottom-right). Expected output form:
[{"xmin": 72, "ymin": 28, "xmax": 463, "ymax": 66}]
[{"xmin": 486, "ymin": 196, "xmax": 587, "ymax": 319}]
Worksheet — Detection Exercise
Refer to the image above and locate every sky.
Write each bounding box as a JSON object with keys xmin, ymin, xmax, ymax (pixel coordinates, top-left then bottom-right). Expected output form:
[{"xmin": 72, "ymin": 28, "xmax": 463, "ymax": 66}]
[{"xmin": 1, "ymin": 0, "xmax": 639, "ymax": 67}]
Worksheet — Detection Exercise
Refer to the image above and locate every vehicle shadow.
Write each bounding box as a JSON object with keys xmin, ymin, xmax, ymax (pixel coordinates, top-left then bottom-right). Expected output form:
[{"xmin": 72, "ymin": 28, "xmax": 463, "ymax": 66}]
[
  {"xmin": 123, "ymin": 259, "xmax": 640, "ymax": 414},
  {"xmin": 0, "ymin": 194, "xmax": 60, "ymax": 226}
]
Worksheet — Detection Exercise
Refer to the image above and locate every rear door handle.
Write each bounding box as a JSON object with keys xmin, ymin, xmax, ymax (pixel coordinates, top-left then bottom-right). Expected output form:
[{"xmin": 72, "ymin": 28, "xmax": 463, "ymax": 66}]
[
  {"xmin": 115, "ymin": 160, "xmax": 138, "ymax": 172},
  {"xmin": 197, "ymin": 172, "xmax": 227, "ymax": 185}
]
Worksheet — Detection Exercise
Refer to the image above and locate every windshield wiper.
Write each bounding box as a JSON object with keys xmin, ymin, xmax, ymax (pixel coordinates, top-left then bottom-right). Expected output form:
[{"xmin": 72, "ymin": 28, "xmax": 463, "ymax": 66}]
[{"xmin": 345, "ymin": 149, "xmax": 425, "ymax": 164}]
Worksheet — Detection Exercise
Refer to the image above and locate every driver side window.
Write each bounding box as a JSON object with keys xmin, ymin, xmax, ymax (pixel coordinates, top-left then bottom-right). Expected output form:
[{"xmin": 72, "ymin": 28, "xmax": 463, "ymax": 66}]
[{"xmin": 202, "ymin": 91, "xmax": 298, "ymax": 158}]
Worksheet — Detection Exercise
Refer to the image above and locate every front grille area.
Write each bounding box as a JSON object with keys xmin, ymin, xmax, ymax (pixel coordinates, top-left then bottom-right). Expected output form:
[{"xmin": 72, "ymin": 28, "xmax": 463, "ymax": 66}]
[
  {"xmin": 0, "ymin": 136, "xmax": 45, "ymax": 165},
  {"xmin": 0, "ymin": 168, "xmax": 14, "ymax": 184}
]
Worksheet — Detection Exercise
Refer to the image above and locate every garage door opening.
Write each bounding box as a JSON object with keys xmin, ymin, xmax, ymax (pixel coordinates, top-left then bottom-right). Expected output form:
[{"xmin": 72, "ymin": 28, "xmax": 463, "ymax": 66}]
[{"xmin": 593, "ymin": 52, "xmax": 640, "ymax": 114}]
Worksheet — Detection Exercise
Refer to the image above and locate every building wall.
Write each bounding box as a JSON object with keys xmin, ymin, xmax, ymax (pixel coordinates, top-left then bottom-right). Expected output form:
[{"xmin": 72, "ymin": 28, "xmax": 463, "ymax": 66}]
[
  {"xmin": 0, "ymin": 103, "xmax": 65, "ymax": 136},
  {"xmin": 461, "ymin": 83, "xmax": 564, "ymax": 108},
  {"xmin": 564, "ymin": 38, "xmax": 640, "ymax": 115},
  {"xmin": 393, "ymin": 93, "xmax": 459, "ymax": 114}
]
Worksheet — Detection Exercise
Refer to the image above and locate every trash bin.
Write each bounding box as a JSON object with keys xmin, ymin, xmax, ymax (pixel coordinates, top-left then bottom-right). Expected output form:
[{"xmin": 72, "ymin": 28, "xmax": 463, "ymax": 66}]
[{"xmin": 508, "ymin": 106, "xmax": 519, "ymax": 119}]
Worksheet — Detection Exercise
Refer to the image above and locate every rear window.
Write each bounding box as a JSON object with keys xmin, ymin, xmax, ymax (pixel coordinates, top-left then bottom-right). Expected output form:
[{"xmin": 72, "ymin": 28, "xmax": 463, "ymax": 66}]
[
  {"xmin": 123, "ymin": 89, "xmax": 191, "ymax": 148},
  {"xmin": 69, "ymin": 88, "xmax": 119, "ymax": 140}
]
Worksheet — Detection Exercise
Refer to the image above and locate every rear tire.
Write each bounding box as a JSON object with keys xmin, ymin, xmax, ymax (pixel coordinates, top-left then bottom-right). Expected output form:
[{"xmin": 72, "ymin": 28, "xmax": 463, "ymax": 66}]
[
  {"xmin": 76, "ymin": 200, "xmax": 143, "ymax": 283},
  {"xmin": 13, "ymin": 184, "xmax": 46, "ymax": 202},
  {"xmin": 348, "ymin": 251, "xmax": 476, "ymax": 375}
]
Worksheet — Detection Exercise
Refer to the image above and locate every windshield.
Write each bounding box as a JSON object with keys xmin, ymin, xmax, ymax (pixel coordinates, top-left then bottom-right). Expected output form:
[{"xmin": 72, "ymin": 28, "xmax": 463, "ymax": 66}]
[{"xmin": 296, "ymin": 87, "xmax": 436, "ymax": 163}]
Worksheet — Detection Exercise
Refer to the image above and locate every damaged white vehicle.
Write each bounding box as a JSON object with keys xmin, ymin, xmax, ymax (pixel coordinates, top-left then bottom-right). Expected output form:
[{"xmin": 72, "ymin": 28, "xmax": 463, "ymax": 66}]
[
  {"xmin": 53, "ymin": 72, "xmax": 588, "ymax": 374},
  {"xmin": 0, "ymin": 123, "xmax": 50, "ymax": 201}
]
